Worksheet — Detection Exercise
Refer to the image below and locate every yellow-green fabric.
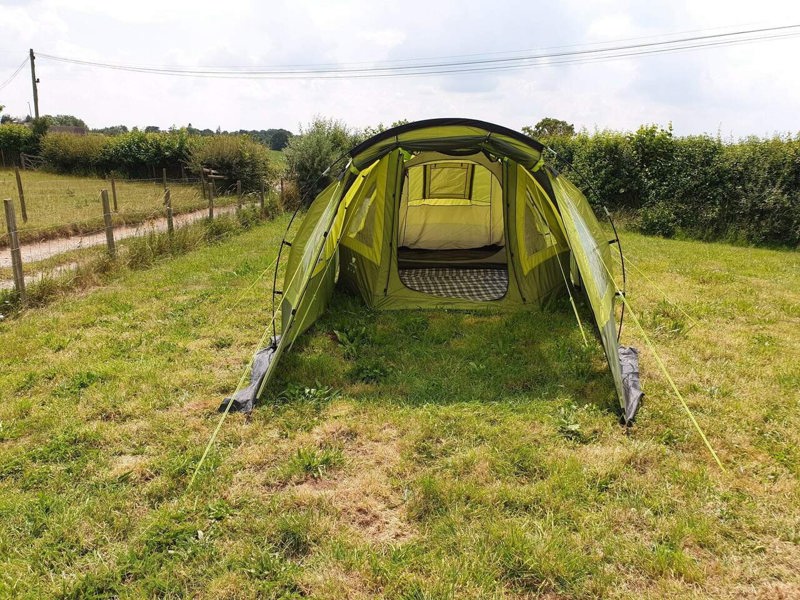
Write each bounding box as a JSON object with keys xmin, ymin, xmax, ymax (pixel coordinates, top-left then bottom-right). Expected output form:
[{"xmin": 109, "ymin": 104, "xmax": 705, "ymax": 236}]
[
  {"xmin": 351, "ymin": 123, "xmax": 544, "ymax": 171},
  {"xmin": 549, "ymin": 173, "xmax": 614, "ymax": 329},
  {"xmin": 515, "ymin": 164, "xmax": 566, "ymax": 275},
  {"xmin": 266, "ymin": 119, "xmax": 631, "ymax": 419},
  {"xmin": 548, "ymin": 171, "xmax": 625, "ymax": 407},
  {"xmin": 340, "ymin": 160, "xmax": 384, "ymax": 264},
  {"xmin": 399, "ymin": 160, "xmax": 503, "ymax": 250}
]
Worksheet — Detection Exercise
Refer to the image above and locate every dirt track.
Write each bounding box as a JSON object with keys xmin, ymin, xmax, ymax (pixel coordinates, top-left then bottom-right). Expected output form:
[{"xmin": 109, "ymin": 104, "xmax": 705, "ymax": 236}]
[{"xmin": 1, "ymin": 205, "xmax": 237, "ymax": 289}]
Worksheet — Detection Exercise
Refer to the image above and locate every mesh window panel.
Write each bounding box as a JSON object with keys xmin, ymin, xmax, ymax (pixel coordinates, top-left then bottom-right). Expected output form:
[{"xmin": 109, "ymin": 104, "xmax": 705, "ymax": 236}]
[{"xmin": 425, "ymin": 163, "xmax": 474, "ymax": 199}]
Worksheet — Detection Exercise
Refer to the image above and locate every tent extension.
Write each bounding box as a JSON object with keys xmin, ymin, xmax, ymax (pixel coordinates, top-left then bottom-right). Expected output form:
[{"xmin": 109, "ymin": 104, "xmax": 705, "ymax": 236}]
[{"xmin": 224, "ymin": 119, "xmax": 643, "ymax": 424}]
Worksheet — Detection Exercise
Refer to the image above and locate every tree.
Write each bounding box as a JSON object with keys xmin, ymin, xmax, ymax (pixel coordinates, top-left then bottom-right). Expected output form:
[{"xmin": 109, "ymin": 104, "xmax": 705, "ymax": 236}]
[
  {"xmin": 144, "ymin": 125, "xmax": 161, "ymax": 133},
  {"xmin": 284, "ymin": 117, "xmax": 360, "ymax": 206},
  {"xmin": 92, "ymin": 125, "xmax": 128, "ymax": 136},
  {"xmin": 267, "ymin": 128, "xmax": 292, "ymax": 151},
  {"xmin": 522, "ymin": 117, "xmax": 575, "ymax": 139},
  {"xmin": 44, "ymin": 114, "xmax": 88, "ymax": 128}
]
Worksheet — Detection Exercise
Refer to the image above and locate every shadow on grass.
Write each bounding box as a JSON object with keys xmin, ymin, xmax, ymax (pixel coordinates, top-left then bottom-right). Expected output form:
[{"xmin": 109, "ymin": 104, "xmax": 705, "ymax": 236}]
[{"xmin": 271, "ymin": 289, "xmax": 619, "ymax": 417}]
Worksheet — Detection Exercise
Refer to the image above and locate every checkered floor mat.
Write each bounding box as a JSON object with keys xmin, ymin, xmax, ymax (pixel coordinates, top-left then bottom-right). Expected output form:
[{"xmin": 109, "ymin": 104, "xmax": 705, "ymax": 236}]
[{"xmin": 398, "ymin": 267, "xmax": 508, "ymax": 302}]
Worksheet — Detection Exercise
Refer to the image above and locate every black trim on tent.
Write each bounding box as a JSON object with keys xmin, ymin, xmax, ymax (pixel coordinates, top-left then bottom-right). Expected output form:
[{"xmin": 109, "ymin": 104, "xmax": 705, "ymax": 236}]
[{"xmin": 349, "ymin": 118, "xmax": 545, "ymax": 158}]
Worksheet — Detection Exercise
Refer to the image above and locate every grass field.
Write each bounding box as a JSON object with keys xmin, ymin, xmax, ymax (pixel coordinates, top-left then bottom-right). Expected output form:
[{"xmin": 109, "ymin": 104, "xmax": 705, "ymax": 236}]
[
  {"xmin": 0, "ymin": 169, "xmax": 241, "ymax": 247},
  {"xmin": 0, "ymin": 216, "xmax": 797, "ymax": 598}
]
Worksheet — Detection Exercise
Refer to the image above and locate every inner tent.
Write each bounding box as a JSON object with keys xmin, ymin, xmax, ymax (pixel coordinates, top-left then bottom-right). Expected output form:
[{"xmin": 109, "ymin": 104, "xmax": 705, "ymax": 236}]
[{"xmin": 397, "ymin": 152, "xmax": 507, "ymax": 302}]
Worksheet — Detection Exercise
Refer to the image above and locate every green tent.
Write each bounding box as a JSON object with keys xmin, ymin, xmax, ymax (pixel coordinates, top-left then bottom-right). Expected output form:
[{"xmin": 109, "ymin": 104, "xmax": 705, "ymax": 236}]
[{"xmin": 225, "ymin": 119, "xmax": 643, "ymax": 423}]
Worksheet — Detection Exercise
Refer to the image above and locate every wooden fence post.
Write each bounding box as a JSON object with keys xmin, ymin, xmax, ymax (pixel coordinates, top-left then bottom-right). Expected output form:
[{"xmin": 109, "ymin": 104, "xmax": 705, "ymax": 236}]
[
  {"xmin": 3, "ymin": 199, "xmax": 25, "ymax": 301},
  {"xmin": 236, "ymin": 180, "xmax": 242, "ymax": 212},
  {"xmin": 164, "ymin": 189, "xmax": 173, "ymax": 236},
  {"xmin": 14, "ymin": 167, "xmax": 27, "ymax": 223},
  {"xmin": 181, "ymin": 164, "xmax": 187, "ymax": 183},
  {"xmin": 1, "ymin": 149, "xmax": 6, "ymax": 169},
  {"xmin": 101, "ymin": 190, "xmax": 116, "ymax": 258},
  {"xmin": 259, "ymin": 179, "xmax": 265, "ymax": 211},
  {"xmin": 110, "ymin": 177, "xmax": 118, "ymax": 211},
  {"xmin": 207, "ymin": 183, "xmax": 214, "ymax": 219},
  {"xmin": 162, "ymin": 167, "xmax": 168, "ymax": 191},
  {"xmin": 199, "ymin": 169, "xmax": 206, "ymax": 200}
]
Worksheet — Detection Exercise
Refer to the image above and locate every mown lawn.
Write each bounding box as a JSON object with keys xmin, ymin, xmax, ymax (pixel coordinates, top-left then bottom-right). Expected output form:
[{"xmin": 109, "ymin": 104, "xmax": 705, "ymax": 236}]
[
  {"xmin": 0, "ymin": 169, "xmax": 241, "ymax": 246},
  {"xmin": 0, "ymin": 216, "xmax": 797, "ymax": 598}
]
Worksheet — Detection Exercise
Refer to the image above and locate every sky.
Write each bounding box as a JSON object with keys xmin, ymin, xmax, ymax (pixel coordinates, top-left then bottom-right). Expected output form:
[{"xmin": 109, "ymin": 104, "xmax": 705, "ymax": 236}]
[{"xmin": 1, "ymin": 0, "xmax": 799, "ymax": 138}]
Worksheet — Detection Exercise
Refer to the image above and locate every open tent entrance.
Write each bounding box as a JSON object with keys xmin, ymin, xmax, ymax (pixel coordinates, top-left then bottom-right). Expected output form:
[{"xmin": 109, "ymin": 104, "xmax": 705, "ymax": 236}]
[{"xmin": 397, "ymin": 152, "xmax": 508, "ymax": 302}]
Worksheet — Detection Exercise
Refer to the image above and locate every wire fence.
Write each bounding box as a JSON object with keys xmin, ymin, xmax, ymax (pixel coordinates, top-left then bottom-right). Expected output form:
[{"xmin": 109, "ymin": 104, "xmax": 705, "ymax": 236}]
[{"xmin": 1, "ymin": 168, "xmax": 278, "ymax": 296}]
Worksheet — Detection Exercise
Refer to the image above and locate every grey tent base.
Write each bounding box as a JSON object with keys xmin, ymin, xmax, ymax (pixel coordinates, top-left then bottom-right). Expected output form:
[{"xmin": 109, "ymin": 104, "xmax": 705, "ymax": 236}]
[
  {"xmin": 219, "ymin": 336, "xmax": 281, "ymax": 414},
  {"xmin": 619, "ymin": 346, "xmax": 644, "ymax": 425}
]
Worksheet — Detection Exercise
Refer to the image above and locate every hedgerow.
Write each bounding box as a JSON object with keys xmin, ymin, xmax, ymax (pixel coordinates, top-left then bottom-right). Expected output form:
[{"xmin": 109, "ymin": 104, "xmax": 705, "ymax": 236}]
[
  {"xmin": 3, "ymin": 126, "xmax": 275, "ymax": 191},
  {"xmin": 542, "ymin": 126, "xmax": 800, "ymax": 247}
]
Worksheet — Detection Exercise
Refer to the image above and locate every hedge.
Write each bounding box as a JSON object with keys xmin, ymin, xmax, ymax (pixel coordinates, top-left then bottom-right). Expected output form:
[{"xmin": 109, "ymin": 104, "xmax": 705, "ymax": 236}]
[
  {"xmin": 6, "ymin": 126, "xmax": 276, "ymax": 191},
  {"xmin": 543, "ymin": 126, "xmax": 800, "ymax": 247},
  {"xmin": 2, "ymin": 122, "xmax": 798, "ymax": 246}
]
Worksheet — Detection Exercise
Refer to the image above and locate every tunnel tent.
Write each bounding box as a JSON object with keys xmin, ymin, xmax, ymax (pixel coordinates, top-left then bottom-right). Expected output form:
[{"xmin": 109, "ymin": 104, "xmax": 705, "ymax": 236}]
[{"xmin": 224, "ymin": 119, "xmax": 643, "ymax": 424}]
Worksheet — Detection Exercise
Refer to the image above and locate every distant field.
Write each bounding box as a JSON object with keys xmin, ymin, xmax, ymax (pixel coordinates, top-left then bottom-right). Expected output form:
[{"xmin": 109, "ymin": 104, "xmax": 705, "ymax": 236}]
[
  {"xmin": 0, "ymin": 217, "xmax": 797, "ymax": 598},
  {"xmin": 0, "ymin": 169, "xmax": 240, "ymax": 247}
]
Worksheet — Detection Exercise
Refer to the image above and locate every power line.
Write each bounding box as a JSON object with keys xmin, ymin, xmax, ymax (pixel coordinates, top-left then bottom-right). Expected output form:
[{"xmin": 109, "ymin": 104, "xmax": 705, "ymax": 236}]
[
  {"xmin": 0, "ymin": 55, "xmax": 28, "ymax": 91},
  {"xmin": 34, "ymin": 24, "xmax": 800, "ymax": 81}
]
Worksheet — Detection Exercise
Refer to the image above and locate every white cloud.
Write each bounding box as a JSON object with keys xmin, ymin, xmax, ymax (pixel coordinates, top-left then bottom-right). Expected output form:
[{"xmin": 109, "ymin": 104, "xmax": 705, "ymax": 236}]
[{"xmin": 0, "ymin": 0, "xmax": 798, "ymax": 136}]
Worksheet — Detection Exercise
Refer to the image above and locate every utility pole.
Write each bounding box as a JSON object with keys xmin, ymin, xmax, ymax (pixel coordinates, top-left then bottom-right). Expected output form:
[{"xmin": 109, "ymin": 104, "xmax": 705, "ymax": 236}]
[{"xmin": 29, "ymin": 49, "xmax": 39, "ymax": 119}]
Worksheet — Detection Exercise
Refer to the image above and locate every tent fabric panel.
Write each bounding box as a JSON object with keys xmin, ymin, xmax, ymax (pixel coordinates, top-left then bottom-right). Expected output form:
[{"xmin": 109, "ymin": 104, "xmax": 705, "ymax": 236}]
[
  {"xmin": 283, "ymin": 178, "xmax": 345, "ymax": 309},
  {"xmin": 470, "ymin": 165, "xmax": 498, "ymax": 207},
  {"xmin": 286, "ymin": 257, "xmax": 338, "ymax": 343},
  {"xmin": 349, "ymin": 118, "xmax": 545, "ymax": 157},
  {"xmin": 350, "ymin": 120, "xmax": 544, "ymax": 171},
  {"xmin": 400, "ymin": 204, "xmax": 503, "ymax": 249},
  {"xmin": 515, "ymin": 165, "xmax": 568, "ymax": 276},
  {"xmin": 548, "ymin": 171, "xmax": 633, "ymax": 417},
  {"xmin": 549, "ymin": 174, "xmax": 614, "ymax": 328},
  {"xmin": 399, "ymin": 160, "xmax": 503, "ymax": 250},
  {"xmin": 340, "ymin": 158, "xmax": 386, "ymax": 264},
  {"xmin": 252, "ymin": 171, "xmax": 352, "ymax": 405},
  {"xmin": 339, "ymin": 245, "xmax": 381, "ymax": 305}
]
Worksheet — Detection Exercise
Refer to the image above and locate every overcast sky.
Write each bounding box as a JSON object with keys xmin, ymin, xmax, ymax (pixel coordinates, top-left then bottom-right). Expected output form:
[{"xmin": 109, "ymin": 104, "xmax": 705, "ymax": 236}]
[{"xmin": 1, "ymin": 0, "xmax": 799, "ymax": 137}]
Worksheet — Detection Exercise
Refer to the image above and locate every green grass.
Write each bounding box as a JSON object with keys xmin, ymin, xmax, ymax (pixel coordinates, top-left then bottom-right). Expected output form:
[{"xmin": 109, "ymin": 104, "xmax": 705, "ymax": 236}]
[
  {"xmin": 0, "ymin": 169, "xmax": 241, "ymax": 247},
  {"xmin": 0, "ymin": 218, "xmax": 798, "ymax": 598}
]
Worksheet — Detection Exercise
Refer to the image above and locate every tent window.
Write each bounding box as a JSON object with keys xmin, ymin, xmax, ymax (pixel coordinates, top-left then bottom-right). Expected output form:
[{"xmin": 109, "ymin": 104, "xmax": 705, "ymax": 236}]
[{"xmin": 424, "ymin": 163, "xmax": 474, "ymax": 199}]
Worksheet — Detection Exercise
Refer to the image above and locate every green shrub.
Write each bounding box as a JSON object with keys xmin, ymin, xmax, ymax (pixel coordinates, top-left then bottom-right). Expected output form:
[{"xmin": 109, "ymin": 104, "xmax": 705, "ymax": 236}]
[
  {"xmin": 100, "ymin": 129, "xmax": 190, "ymax": 178},
  {"xmin": 40, "ymin": 133, "xmax": 108, "ymax": 174},
  {"xmin": 188, "ymin": 134, "xmax": 275, "ymax": 192},
  {"xmin": 0, "ymin": 123, "xmax": 36, "ymax": 160},
  {"xmin": 542, "ymin": 126, "xmax": 800, "ymax": 247},
  {"xmin": 284, "ymin": 117, "xmax": 360, "ymax": 207}
]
